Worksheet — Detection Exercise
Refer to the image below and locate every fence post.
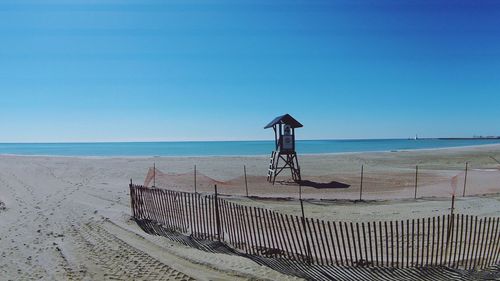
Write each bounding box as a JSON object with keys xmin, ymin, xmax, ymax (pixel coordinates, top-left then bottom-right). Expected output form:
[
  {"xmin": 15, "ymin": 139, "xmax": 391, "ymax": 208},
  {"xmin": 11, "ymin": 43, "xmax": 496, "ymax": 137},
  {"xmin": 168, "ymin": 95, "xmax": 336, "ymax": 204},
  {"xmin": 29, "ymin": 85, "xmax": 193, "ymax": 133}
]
[
  {"xmin": 300, "ymin": 199, "xmax": 312, "ymax": 264},
  {"xmin": 153, "ymin": 163, "xmax": 156, "ymax": 187},
  {"xmin": 214, "ymin": 184, "xmax": 221, "ymax": 241},
  {"xmin": 446, "ymin": 195, "xmax": 455, "ymax": 264},
  {"xmin": 359, "ymin": 165, "xmax": 364, "ymax": 201},
  {"xmin": 194, "ymin": 165, "xmax": 197, "ymax": 193},
  {"xmin": 244, "ymin": 165, "xmax": 249, "ymax": 197},
  {"xmin": 129, "ymin": 179, "xmax": 134, "ymax": 217},
  {"xmin": 462, "ymin": 162, "xmax": 468, "ymax": 197},
  {"xmin": 414, "ymin": 165, "xmax": 418, "ymax": 199}
]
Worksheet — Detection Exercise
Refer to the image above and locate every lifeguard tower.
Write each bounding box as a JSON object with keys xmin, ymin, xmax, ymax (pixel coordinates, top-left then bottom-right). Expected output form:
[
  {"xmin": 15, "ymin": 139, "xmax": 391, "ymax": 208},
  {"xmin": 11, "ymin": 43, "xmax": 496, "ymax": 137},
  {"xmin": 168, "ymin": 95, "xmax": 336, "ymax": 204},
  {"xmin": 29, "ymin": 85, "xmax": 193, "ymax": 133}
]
[{"xmin": 264, "ymin": 114, "xmax": 303, "ymax": 184}]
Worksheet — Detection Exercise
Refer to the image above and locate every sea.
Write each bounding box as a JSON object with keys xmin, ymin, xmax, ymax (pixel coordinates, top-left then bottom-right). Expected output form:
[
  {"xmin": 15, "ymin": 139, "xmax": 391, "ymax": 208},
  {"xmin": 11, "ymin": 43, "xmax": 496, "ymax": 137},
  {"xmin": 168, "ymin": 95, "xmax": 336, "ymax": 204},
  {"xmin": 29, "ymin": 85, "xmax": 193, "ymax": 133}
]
[{"xmin": 0, "ymin": 139, "xmax": 499, "ymax": 157}]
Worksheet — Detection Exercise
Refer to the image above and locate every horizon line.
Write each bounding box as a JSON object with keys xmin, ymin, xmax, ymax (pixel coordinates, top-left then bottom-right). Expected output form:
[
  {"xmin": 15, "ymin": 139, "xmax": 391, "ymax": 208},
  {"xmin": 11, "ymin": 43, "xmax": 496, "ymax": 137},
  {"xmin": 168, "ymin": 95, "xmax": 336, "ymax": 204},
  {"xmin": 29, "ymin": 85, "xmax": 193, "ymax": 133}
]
[{"xmin": 1, "ymin": 136, "xmax": 498, "ymax": 144}]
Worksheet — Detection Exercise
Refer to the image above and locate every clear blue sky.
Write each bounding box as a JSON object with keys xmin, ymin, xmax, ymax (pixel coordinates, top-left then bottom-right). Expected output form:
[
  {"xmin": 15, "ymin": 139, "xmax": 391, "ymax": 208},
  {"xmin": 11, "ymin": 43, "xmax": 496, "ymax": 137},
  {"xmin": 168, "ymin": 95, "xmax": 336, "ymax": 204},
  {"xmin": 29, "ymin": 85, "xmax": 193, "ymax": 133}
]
[{"xmin": 1, "ymin": 0, "xmax": 499, "ymax": 142}]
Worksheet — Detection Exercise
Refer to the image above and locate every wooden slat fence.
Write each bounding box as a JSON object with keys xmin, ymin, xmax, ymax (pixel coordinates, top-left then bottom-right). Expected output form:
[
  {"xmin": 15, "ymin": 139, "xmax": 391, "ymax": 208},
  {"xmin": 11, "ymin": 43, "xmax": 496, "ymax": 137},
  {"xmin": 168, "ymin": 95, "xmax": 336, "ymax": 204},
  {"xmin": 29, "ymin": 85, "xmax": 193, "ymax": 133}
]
[{"xmin": 130, "ymin": 184, "xmax": 500, "ymax": 270}]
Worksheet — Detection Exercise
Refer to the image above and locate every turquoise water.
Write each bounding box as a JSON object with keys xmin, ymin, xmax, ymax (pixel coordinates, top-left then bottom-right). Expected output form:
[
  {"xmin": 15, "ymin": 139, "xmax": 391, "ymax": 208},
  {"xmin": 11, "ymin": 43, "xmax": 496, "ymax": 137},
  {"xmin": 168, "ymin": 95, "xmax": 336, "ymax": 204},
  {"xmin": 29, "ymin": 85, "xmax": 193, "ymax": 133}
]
[{"xmin": 0, "ymin": 139, "xmax": 499, "ymax": 157}]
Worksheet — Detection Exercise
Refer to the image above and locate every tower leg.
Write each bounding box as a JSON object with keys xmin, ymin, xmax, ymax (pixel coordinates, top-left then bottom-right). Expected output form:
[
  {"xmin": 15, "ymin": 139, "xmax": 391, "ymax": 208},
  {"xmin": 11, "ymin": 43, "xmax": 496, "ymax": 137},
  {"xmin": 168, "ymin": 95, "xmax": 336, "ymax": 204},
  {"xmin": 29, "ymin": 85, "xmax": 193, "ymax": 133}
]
[
  {"xmin": 267, "ymin": 151, "xmax": 276, "ymax": 182},
  {"xmin": 294, "ymin": 153, "xmax": 301, "ymax": 181},
  {"xmin": 268, "ymin": 151, "xmax": 301, "ymax": 184},
  {"xmin": 272, "ymin": 154, "xmax": 280, "ymax": 185}
]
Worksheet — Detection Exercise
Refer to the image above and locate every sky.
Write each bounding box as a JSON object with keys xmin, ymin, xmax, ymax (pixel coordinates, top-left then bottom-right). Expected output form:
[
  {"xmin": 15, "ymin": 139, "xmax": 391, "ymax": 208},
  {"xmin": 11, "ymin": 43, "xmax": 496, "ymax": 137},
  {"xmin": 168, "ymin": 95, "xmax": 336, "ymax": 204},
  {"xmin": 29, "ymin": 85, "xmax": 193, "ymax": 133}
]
[{"xmin": 0, "ymin": 0, "xmax": 499, "ymax": 142}]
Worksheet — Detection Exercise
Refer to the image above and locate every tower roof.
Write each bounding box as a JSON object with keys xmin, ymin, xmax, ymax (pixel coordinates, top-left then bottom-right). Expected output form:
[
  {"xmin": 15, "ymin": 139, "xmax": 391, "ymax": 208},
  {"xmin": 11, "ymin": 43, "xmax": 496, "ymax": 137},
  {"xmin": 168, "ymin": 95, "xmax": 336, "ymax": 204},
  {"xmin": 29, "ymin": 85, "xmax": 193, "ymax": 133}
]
[{"xmin": 264, "ymin": 114, "xmax": 303, "ymax": 129}]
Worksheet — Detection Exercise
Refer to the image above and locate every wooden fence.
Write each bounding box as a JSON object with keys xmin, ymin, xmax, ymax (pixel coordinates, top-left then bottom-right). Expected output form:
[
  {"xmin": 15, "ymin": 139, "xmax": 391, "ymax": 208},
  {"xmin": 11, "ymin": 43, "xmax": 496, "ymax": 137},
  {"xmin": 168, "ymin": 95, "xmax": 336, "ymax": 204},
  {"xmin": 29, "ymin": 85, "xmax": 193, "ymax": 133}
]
[{"xmin": 129, "ymin": 184, "xmax": 500, "ymax": 270}]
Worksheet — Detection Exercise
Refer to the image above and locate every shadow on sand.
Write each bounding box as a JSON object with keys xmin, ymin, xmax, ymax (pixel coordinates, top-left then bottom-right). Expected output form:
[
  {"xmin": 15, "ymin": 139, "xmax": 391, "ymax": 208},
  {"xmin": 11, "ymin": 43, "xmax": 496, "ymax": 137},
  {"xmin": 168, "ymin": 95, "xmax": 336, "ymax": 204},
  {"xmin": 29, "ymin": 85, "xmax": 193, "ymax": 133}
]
[
  {"xmin": 298, "ymin": 180, "xmax": 350, "ymax": 189},
  {"xmin": 276, "ymin": 179, "xmax": 351, "ymax": 189}
]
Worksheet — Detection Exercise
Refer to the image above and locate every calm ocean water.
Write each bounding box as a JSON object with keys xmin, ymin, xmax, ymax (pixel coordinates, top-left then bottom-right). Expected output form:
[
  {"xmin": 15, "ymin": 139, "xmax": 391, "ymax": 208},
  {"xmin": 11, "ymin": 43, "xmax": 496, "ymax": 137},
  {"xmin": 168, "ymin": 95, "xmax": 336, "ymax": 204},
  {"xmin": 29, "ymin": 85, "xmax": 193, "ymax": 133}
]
[{"xmin": 0, "ymin": 139, "xmax": 499, "ymax": 157}]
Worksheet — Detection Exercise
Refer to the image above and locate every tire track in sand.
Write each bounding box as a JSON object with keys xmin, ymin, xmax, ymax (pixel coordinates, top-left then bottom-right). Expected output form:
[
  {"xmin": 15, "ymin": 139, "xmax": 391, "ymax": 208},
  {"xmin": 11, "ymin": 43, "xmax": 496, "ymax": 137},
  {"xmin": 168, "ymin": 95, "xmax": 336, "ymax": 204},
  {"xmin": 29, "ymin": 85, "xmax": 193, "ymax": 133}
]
[{"xmin": 73, "ymin": 222, "xmax": 195, "ymax": 281}]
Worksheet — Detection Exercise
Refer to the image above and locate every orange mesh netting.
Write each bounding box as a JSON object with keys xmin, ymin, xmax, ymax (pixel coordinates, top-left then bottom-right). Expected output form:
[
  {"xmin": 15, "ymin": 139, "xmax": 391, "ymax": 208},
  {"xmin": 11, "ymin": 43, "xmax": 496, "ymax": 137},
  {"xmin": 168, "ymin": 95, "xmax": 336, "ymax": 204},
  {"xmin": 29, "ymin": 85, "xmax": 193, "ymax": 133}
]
[{"xmin": 144, "ymin": 167, "xmax": 228, "ymax": 190}]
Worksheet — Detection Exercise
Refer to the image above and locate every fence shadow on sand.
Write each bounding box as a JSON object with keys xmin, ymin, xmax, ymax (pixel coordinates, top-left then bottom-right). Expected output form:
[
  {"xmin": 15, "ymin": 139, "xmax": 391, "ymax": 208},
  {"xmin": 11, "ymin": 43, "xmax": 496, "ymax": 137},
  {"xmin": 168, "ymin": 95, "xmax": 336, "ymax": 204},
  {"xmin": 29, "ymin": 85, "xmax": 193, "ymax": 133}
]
[{"xmin": 129, "ymin": 184, "xmax": 500, "ymax": 281}]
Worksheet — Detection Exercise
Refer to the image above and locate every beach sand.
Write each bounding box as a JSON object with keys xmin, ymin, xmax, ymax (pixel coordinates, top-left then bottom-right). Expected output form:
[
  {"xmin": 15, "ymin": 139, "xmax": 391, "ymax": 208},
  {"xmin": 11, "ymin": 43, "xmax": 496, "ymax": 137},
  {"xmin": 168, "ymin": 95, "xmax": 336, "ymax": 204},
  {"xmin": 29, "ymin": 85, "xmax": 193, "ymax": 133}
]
[{"xmin": 0, "ymin": 144, "xmax": 499, "ymax": 280}]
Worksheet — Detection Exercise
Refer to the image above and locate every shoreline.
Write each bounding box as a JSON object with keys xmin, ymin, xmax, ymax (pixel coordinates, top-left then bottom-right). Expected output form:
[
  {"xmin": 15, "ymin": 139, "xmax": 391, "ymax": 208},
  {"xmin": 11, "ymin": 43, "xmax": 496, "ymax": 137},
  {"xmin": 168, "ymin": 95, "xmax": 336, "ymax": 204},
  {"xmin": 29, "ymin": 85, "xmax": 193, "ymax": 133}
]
[{"xmin": 1, "ymin": 143, "xmax": 500, "ymax": 159}]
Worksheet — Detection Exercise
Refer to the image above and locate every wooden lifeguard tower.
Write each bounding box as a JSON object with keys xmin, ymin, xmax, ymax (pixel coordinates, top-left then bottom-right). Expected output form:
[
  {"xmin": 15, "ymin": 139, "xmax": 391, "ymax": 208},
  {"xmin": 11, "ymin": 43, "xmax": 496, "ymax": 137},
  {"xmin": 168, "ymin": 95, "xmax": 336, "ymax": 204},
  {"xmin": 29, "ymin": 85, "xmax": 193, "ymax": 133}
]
[{"xmin": 264, "ymin": 114, "xmax": 303, "ymax": 184}]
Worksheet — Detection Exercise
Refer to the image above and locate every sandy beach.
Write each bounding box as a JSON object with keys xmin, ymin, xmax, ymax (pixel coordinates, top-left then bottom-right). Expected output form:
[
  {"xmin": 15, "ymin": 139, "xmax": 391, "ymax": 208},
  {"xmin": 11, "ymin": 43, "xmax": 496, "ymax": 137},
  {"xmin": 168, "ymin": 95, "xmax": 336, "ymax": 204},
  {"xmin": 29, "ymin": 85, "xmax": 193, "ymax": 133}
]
[
  {"xmin": 0, "ymin": 144, "xmax": 499, "ymax": 280},
  {"xmin": 3, "ymin": 0, "xmax": 499, "ymax": 278}
]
